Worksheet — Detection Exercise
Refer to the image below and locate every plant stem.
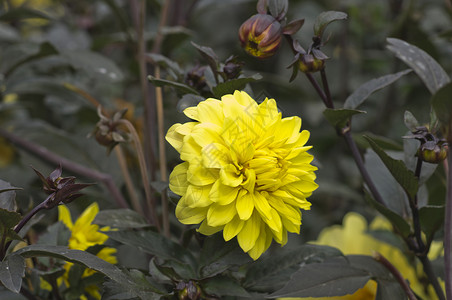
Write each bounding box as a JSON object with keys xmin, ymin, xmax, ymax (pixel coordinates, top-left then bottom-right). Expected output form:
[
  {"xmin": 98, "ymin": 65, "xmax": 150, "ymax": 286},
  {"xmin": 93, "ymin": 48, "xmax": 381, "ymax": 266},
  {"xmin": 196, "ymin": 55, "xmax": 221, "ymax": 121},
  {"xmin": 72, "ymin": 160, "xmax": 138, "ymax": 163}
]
[
  {"xmin": 419, "ymin": 255, "xmax": 446, "ymax": 300},
  {"xmin": 0, "ymin": 128, "xmax": 129, "ymax": 209},
  {"xmin": 117, "ymin": 119, "xmax": 161, "ymax": 230},
  {"xmin": 114, "ymin": 146, "xmax": 142, "ymax": 214},
  {"xmin": 343, "ymin": 131, "xmax": 387, "ymax": 207},
  {"xmin": 305, "ymin": 73, "xmax": 330, "ymax": 108},
  {"xmin": 320, "ymin": 68, "xmax": 333, "ymax": 109},
  {"xmin": 445, "ymin": 154, "xmax": 452, "ymax": 299},
  {"xmin": 373, "ymin": 251, "xmax": 417, "ymax": 300}
]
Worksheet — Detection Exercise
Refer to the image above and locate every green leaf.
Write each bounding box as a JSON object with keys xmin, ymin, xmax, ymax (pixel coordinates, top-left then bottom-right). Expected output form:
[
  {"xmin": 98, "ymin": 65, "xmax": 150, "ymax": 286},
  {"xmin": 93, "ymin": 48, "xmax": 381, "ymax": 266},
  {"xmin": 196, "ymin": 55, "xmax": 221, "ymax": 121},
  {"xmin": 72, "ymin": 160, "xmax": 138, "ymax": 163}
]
[
  {"xmin": 191, "ymin": 42, "xmax": 219, "ymax": 76},
  {"xmin": 0, "ymin": 254, "xmax": 25, "ymax": 293},
  {"xmin": 313, "ymin": 11, "xmax": 348, "ymax": 38},
  {"xmin": 0, "ymin": 208, "xmax": 21, "ymax": 231},
  {"xmin": 94, "ymin": 209, "xmax": 150, "ymax": 229},
  {"xmin": 148, "ymin": 76, "xmax": 199, "ymax": 95},
  {"xmin": 268, "ymin": 0, "xmax": 288, "ymax": 20},
  {"xmin": 419, "ymin": 205, "xmax": 444, "ymax": 241},
  {"xmin": 106, "ymin": 229, "xmax": 196, "ymax": 265},
  {"xmin": 269, "ymin": 257, "xmax": 371, "ymax": 298},
  {"xmin": 4, "ymin": 42, "xmax": 58, "ymax": 76},
  {"xmin": 61, "ymin": 50, "xmax": 124, "ymax": 82},
  {"xmin": 146, "ymin": 53, "xmax": 183, "ymax": 79},
  {"xmin": 0, "ymin": 7, "xmax": 52, "ymax": 22},
  {"xmin": 212, "ymin": 74, "xmax": 262, "ymax": 98},
  {"xmin": 177, "ymin": 94, "xmax": 205, "ymax": 113},
  {"xmin": 344, "ymin": 69, "xmax": 411, "ymax": 109},
  {"xmin": 37, "ymin": 222, "xmax": 71, "ymax": 246},
  {"xmin": 14, "ymin": 245, "xmax": 165, "ymax": 297},
  {"xmin": 386, "ymin": 38, "xmax": 450, "ymax": 94},
  {"xmin": 353, "ymin": 133, "xmax": 403, "ymax": 151},
  {"xmin": 244, "ymin": 244, "xmax": 342, "ymax": 292},
  {"xmin": 323, "ymin": 108, "xmax": 366, "ymax": 129},
  {"xmin": 404, "ymin": 110, "xmax": 419, "ymax": 131},
  {"xmin": 431, "ymin": 81, "xmax": 452, "ymax": 125},
  {"xmin": 364, "ymin": 191, "xmax": 411, "ymax": 238},
  {"xmin": 365, "ymin": 136, "xmax": 418, "ymax": 199},
  {"xmin": 0, "ymin": 180, "xmax": 20, "ymax": 211},
  {"xmin": 203, "ymin": 276, "xmax": 250, "ymax": 298}
]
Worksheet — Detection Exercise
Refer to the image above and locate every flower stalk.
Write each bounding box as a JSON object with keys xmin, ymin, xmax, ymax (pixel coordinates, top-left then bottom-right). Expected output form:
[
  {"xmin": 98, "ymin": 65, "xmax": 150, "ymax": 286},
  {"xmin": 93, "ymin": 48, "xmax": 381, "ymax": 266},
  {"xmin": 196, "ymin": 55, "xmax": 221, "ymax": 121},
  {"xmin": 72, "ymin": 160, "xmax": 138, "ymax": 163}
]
[{"xmin": 446, "ymin": 154, "xmax": 452, "ymax": 299}]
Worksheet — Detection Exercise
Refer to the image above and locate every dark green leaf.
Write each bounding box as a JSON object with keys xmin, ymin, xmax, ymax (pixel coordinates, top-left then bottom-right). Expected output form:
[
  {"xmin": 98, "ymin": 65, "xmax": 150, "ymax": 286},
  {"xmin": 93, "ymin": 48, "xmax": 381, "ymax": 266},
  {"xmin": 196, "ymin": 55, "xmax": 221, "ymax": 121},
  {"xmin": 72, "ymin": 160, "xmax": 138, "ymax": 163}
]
[
  {"xmin": 268, "ymin": 0, "xmax": 288, "ymax": 20},
  {"xmin": 14, "ymin": 245, "xmax": 165, "ymax": 297},
  {"xmin": 106, "ymin": 229, "xmax": 196, "ymax": 265},
  {"xmin": 61, "ymin": 50, "xmax": 124, "ymax": 82},
  {"xmin": 153, "ymin": 258, "xmax": 196, "ymax": 281},
  {"xmin": 269, "ymin": 257, "xmax": 370, "ymax": 298},
  {"xmin": 313, "ymin": 11, "xmax": 348, "ymax": 38},
  {"xmin": 0, "ymin": 7, "xmax": 52, "ymax": 22},
  {"xmin": 364, "ymin": 191, "xmax": 411, "ymax": 237},
  {"xmin": 94, "ymin": 209, "xmax": 150, "ymax": 229},
  {"xmin": 0, "ymin": 180, "xmax": 20, "ymax": 211},
  {"xmin": 375, "ymin": 279, "xmax": 406, "ymax": 300},
  {"xmin": 245, "ymin": 244, "xmax": 342, "ymax": 292},
  {"xmin": 177, "ymin": 94, "xmax": 205, "ymax": 113},
  {"xmin": 386, "ymin": 38, "xmax": 450, "ymax": 94},
  {"xmin": 404, "ymin": 111, "xmax": 419, "ymax": 131},
  {"xmin": 146, "ymin": 53, "xmax": 183, "ymax": 79},
  {"xmin": 282, "ymin": 19, "xmax": 305, "ymax": 35},
  {"xmin": 191, "ymin": 42, "xmax": 219, "ymax": 76},
  {"xmin": 0, "ymin": 208, "xmax": 21, "ymax": 230},
  {"xmin": 212, "ymin": 74, "xmax": 262, "ymax": 98},
  {"xmin": 37, "ymin": 222, "xmax": 71, "ymax": 246},
  {"xmin": 323, "ymin": 108, "xmax": 365, "ymax": 129},
  {"xmin": 203, "ymin": 276, "xmax": 250, "ymax": 298},
  {"xmin": 344, "ymin": 69, "xmax": 411, "ymax": 109},
  {"xmin": 365, "ymin": 136, "xmax": 418, "ymax": 199},
  {"xmin": 366, "ymin": 229, "xmax": 406, "ymax": 252},
  {"xmin": 353, "ymin": 133, "xmax": 403, "ymax": 151},
  {"xmin": 419, "ymin": 205, "xmax": 444, "ymax": 241},
  {"xmin": 0, "ymin": 254, "xmax": 25, "ymax": 293},
  {"xmin": 148, "ymin": 76, "xmax": 199, "ymax": 95},
  {"xmin": 431, "ymin": 81, "xmax": 452, "ymax": 125}
]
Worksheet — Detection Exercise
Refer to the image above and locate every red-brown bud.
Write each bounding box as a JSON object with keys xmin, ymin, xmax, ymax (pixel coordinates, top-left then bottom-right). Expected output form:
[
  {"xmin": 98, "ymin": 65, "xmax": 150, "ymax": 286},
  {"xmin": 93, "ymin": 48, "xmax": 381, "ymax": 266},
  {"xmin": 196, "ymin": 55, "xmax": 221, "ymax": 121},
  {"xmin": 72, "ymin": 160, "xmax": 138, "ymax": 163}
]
[
  {"xmin": 418, "ymin": 141, "xmax": 448, "ymax": 164},
  {"xmin": 298, "ymin": 53, "xmax": 325, "ymax": 73},
  {"xmin": 239, "ymin": 14, "xmax": 282, "ymax": 59}
]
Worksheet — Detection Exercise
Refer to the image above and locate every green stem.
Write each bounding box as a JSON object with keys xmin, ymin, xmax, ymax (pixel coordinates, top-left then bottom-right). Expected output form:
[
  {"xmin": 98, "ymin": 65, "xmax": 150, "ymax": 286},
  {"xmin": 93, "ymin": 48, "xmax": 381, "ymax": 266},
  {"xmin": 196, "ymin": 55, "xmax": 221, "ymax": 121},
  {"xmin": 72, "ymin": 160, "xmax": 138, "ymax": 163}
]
[{"xmin": 445, "ymin": 154, "xmax": 452, "ymax": 299}]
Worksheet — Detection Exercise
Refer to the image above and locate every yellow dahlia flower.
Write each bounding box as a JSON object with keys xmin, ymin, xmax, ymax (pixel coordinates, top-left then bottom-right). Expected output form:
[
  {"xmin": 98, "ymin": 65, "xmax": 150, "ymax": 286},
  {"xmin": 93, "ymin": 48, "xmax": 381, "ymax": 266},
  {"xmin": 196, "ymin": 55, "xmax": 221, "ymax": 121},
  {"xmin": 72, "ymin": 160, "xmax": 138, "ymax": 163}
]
[
  {"xmin": 41, "ymin": 203, "xmax": 117, "ymax": 299},
  {"xmin": 284, "ymin": 212, "xmax": 443, "ymax": 300},
  {"xmin": 166, "ymin": 90, "xmax": 318, "ymax": 259}
]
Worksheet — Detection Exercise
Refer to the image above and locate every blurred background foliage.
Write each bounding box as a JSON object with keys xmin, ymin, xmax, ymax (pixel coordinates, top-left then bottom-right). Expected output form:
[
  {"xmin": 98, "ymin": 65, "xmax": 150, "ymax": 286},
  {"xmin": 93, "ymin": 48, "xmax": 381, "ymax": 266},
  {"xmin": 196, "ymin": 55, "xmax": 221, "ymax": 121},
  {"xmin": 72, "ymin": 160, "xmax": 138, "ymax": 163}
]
[{"xmin": 0, "ymin": 0, "xmax": 451, "ymax": 268}]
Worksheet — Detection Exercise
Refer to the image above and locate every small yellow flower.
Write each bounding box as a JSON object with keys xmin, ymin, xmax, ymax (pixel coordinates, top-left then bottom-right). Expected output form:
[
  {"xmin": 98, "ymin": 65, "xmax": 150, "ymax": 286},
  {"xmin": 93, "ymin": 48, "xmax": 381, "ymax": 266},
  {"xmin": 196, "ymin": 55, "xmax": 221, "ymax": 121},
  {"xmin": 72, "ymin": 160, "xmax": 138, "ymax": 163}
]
[
  {"xmin": 166, "ymin": 91, "xmax": 318, "ymax": 260},
  {"xmin": 42, "ymin": 203, "xmax": 117, "ymax": 299},
  {"xmin": 284, "ymin": 212, "xmax": 443, "ymax": 300}
]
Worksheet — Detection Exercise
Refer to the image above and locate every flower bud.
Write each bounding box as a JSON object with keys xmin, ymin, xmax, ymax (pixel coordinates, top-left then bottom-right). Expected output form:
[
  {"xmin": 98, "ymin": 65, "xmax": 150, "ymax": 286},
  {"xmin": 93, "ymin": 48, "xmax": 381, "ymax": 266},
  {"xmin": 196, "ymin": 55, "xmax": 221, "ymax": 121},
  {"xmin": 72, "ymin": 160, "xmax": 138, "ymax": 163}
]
[
  {"xmin": 418, "ymin": 141, "xmax": 448, "ymax": 164},
  {"xmin": 185, "ymin": 65, "xmax": 207, "ymax": 90},
  {"xmin": 239, "ymin": 14, "xmax": 282, "ymax": 59},
  {"xmin": 298, "ymin": 53, "xmax": 325, "ymax": 73},
  {"xmin": 177, "ymin": 281, "xmax": 202, "ymax": 300},
  {"xmin": 223, "ymin": 56, "xmax": 244, "ymax": 79}
]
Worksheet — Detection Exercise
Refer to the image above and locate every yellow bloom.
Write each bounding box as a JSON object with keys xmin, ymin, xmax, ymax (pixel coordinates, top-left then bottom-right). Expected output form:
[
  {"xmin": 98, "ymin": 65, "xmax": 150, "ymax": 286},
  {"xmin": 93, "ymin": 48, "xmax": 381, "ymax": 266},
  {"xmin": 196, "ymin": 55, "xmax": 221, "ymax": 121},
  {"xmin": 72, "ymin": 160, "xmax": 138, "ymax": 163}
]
[
  {"xmin": 42, "ymin": 203, "xmax": 117, "ymax": 299},
  {"xmin": 284, "ymin": 213, "xmax": 442, "ymax": 300},
  {"xmin": 166, "ymin": 90, "xmax": 318, "ymax": 259}
]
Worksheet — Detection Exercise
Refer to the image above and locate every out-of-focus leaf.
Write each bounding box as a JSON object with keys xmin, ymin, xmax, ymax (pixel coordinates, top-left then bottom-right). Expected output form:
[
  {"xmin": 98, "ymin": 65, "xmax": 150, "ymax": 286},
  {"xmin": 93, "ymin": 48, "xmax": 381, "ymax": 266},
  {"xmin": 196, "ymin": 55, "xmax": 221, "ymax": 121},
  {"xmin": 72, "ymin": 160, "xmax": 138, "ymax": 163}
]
[
  {"xmin": 431, "ymin": 81, "xmax": 452, "ymax": 125},
  {"xmin": 353, "ymin": 133, "xmax": 403, "ymax": 151},
  {"xmin": 0, "ymin": 7, "xmax": 52, "ymax": 22},
  {"xmin": 106, "ymin": 229, "xmax": 196, "ymax": 265},
  {"xmin": 0, "ymin": 208, "xmax": 21, "ymax": 231},
  {"xmin": 191, "ymin": 42, "xmax": 219, "ymax": 76},
  {"xmin": 203, "ymin": 276, "xmax": 250, "ymax": 298},
  {"xmin": 386, "ymin": 38, "xmax": 450, "ymax": 94},
  {"xmin": 148, "ymin": 76, "xmax": 199, "ymax": 95},
  {"xmin": 269, "ymin": 257, "xmax": 370, "ymax": 298},
  {"xmin": 244, "ymin": 244, "xmax": 342, "ymax": 292},
  {"xmin": 0, "ymin": 254, "xmax": 25, "ymax": 293},
  {"xmin": 61, "ymin": 50, "xmax": 124, "ymax": 82},
  {"xmin": 212, "ymin": 74, "xmax": 262, "ymax": 98},
  {"xmin": 323, "ymin": 108, "xmax": 365, "ymax": 129},
  {"xmin": 404, "ymin": 110, "xmax": 419, "ymax": 131},
  {"xmin": 15, "ymin": 245, "xmax": 165, "ymax": 297},
  {"xmin": 313, "ymin": 11, "xmax": 347, "ymax": 38},
  {"xmin": 282, "ymin": 19, "xmax": 305, "ymax": 35},
  {"xmin": 4, "ymin": 42, "xmax": 58, "ymax": 76},
  {"xmin": 365, "ymin": 136, "xmax": 418, "ymax": 199},
  {"xmin": 268, "ymin": 0, "xmax": 288, "ymax": 20},
  {"xmin": 0, "ymin": 180, "xmax": 20, "ymax": 211},
  {"xmin": 0, "ymin": 24, "xmax": 19, "ymax": 42},
  {"xmin": 150, "ymin": 181, "xmax": 169, "ymax": 194},
  {"xmin": 364, "ymin": 191, "xmax": 411, "ymax": 238},
  {"xmin": 94, "ymin": 209, "xmax": 150, "ymax": 229},
  {"xmin": 146, "ymin": 53, "xmax": 183, "ymax": 79},
  {"xmin": 419, "ymin": 205, "xmax": 444, "ymax": 241},
  {"xmin": 177, "ymin": 94, "xmax": 205, "ymax": 113},
  {"xmin": 37, "ymin": 222, "xmax": 71, "ymax": 246},
  {"xmin": 344, "ymin": 69, "xmax": 411, "ymax": 109}
]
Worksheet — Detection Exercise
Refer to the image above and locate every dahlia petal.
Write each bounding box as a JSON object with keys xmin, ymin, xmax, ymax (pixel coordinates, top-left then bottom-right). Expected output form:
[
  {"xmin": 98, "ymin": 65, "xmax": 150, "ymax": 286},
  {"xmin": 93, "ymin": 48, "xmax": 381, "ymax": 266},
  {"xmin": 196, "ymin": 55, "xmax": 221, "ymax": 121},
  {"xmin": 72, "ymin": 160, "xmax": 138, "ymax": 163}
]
[
  {"xmin": 257, "ymin": 98, "xmax": 279, "ymax": 127},
  {"xmin": 253, "ymin": 191, "xmax": 273, "ymax": 222},
  {"xmin": 180, "ymin": 136, "xmax": 202, "ymax": 162},
  {"xmin": 190, "ymin": 123, "xmax": 222, "ymax": 148},
  {"xmin": 220, "ymin": 164, "xmax": 243, "ymax": 187},
  {"xmin": 175, "ymin": 198, "xmax": 208, "ymax": 224},
  {"xmin": 183, "ymin": 106, "xmax": 199, "ymax": 121},
  {"xmin": 237, "ymin": 212, "xmax": 260, "ymax": 252},
  {"xmin": 207, "ymin": 202, "xmax": 236, "ymax": 227},
  {"xmin": 165, "ymin": 123, "xmax": 183, "ymax": 152},
  {"xmin": 185, "ymin": 184, "xmax": 213, "ymax": 208},
  {"xmin": 202, "ymin": 143, "xmax": 230, "ymax": 168},
  {"xmin": 197, "ymin": 219, "xmax": 223, "ymax": 235},
  {"xmin": 58, "ymin": 205, "xmax": 73, "ymax": 229},
  {"xmin": 247, "ymin": 222, "xmax": 272, "ymax": 260},
  {"xmin": 188, "ymin": 163, "xmax": 217, "ymax": 186},
  {"xmin": 280, "ymin": 117, "xmax": 302, "ymax": 144},
  {"xmin": 197, "ymin": 99, "xmax": 224, "ymax": 125},
  {"xmin": 209, "ymin": 180, "xmax": 239, "ymax": 205},
  {"xmin": 233, "ymin": 90, "xmax": 255, "ymax": 106},
  {"xmin": 169, "ymin": 162, "xmax": 189, "ymax": 196},
  {"xmin": 241, "ymin": 168, "xmax": 256, "ymax": 193},
  {"xmin": 236, "ymin": 189, "xmax": 254, "ymax": 220},
  {"xmin": 268, "ymin": 195, "xmax": 301, "ymax": 225},
  {"xmin": 223, "ymin": 215, "xmax": 245, "ymax": 241},
  {"xmin": 267, "ymin": 209, "xmax": 283, "ymax": 242}
]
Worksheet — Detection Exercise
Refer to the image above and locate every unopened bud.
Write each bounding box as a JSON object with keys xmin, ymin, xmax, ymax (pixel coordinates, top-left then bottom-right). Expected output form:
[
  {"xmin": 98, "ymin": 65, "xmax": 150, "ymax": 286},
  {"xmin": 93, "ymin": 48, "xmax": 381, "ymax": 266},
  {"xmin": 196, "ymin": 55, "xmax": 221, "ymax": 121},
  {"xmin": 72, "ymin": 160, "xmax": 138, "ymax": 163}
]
[
  {"xmin": 298, "ymin": 53, "xmax": 325, "ymax": 73},
  {"xmin": 239, "ymin": 14, "xmax": 282, "ymax": 59},
  {"xmin": 418, "ymin": 141, "xmax": 448, "ymax": 164}
]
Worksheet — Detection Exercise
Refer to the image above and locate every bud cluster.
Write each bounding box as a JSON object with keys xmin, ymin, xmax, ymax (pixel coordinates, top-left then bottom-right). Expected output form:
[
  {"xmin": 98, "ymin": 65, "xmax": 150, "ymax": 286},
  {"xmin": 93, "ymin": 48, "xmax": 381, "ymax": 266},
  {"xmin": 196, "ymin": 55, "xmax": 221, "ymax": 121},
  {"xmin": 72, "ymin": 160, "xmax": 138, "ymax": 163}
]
[{"xmin": 409, "ymin": 126, "xmax": 448, "ymax": 164}]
